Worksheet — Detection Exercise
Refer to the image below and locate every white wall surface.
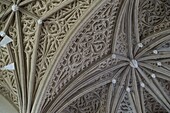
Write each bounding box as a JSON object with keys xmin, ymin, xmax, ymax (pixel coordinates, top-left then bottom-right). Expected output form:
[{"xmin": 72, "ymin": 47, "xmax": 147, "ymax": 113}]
[{"xmin": 0, "ymin": 95, "xmax": 18, "ymax": 113}]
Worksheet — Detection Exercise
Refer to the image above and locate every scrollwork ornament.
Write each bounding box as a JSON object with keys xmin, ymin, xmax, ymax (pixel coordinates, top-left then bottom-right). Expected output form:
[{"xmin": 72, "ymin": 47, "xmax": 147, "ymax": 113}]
[
  {"xmin": 42, "ymin": 0, "xmax": 120, "ymax": 109},
  {"xmin": 139, "ymin": 0, "xmax": 170, "ymax": 39}
]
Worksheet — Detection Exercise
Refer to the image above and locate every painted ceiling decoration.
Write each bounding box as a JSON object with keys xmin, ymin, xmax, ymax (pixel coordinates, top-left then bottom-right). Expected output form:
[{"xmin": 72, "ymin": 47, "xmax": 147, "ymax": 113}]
[{"xmin": 0, "ymin": 0, "xmax": 170, "ymax": 113}]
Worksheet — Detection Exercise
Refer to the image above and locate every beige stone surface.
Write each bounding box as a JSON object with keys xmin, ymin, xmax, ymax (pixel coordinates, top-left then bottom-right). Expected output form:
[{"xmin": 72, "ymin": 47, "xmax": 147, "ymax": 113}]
[{"xmin": 0, "ymin": 0, "xmax": 170, "ymax": 113}]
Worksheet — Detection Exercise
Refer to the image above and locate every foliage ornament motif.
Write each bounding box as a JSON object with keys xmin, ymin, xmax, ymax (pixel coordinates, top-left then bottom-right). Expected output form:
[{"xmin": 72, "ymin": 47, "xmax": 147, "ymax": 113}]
[
  {"xmin": 54, "ymin": 0, "xmax": 170, "ymax": 112},
  {"xmin": 0, "ymin": 0, "xmax": 104, "ymax": 112},
  {"xmin": 139, "ymin": 0, "xmax": 170, "ymax": 39},
  {"xmin": 0, "ymin": 47, "xmax": 18, "ymax": 110},
  {"xmin": 0, "ymin": 0, "xmax": 170, "ymax": 113},
  {"xmin": 61, "ymin": 85, "xmax": 109, "ymax": 113},
  {"xmin": 41, "ymin": 0, "xmax": 121, "ymax": 112}
]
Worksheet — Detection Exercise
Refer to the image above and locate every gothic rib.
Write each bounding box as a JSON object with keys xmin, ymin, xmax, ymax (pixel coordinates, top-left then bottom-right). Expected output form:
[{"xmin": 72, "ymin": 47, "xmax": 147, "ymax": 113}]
[
  {"xmin": 0, "ymin": 0, "xmax": 11, "ymax": 5},
  {"xmin": 136, "ymin": 34, "xmax": 170, "ymax": 58},
  {"xmin": 112, "ymin": 0, "xmax": 128, "ymax": 53},
  {"xmin": 53, "ymin": 76, "xmax": 113, "ymax": 113},
  {"xmin": 31, "ymin": 0, "xmax": 105, "ymax": 112},
  {"xmin": 142, "ymin": 29, "xmax": 170, "ymax": 43},
  {"xmin": 41, "ymin": 0, "xmax": 170, "ymax": 112},
  {"xmin": 131, "ymin": 68, "xmax": 142, "ymax": 113},
  {"xmin": 106, "ymin": 83, "xmax": 114, "ymax": 113},
  {"xmin": 1, "ymin": 3, "xmax": 22, "ymax": 112},
  {"xmin": 40, "ymin": 0, "xmax": 75, "ymax": 21},
  {"xmin": 19, "ymin": 8, "xmax": 39, "ymax": 20},
  {"xmin": 19, "ymin": 0, "xmax": 35, "ymax": 7},
  {"xmin": 134, "ymin": 29, "xmax": 170, "ymax": 56},
  {"xmin": 7, "ymin": 44, "xmax": 22, "ymax": 113},
  {"xmin": 128, "ymin": 91, "xmax": 137, "ymax": 113},
  {"xmin": 110, "ymin": 66, "xmax": 130, "ymax": 112},
  {"xmin": 15, "ymin": 11, "xmax": 27, "ymax": 113},
  {"xmin": 3, "ymin": 12, "xmax": 14, "ymax": 32},
  {"xmin": 143, "ymin": 66, "xmax": 170, "ymax": 81},
  {"xmin": 1, "ymin": 8, "xmax": 20, "ymax": 106},
  {"xmin": 142, "ymin": 68, "xmax": 170, "ymax": 103},
  {"xmin": 137, "ymin": 67, "xmax": 170, "ymax": 112},
  {"xmin": 106, "ymin": 67, "xmax": 126, "ymax": 113},
  {"xmin": 162, "ymin": 63, "xmax": 170, "ymax": 71},
  {"xmin": 1, "ymin": 0, "xmax": 170, "ymax": 113},
  {"xmin": 139, "ymin": 62, "xmax": 170, "ymax": 77},
  {"xmin": 113, "ymin": 54, "xmax": 130, "ymax": 61},
  {"xmin": 45, "ymin": 62, "xmax": 128, "ymax": 113},
  {"xmin": 133, "ymin": 0, "xmax": 140, "ymax": 43},
  {"xmin": 44, "ymin": 54, "xmax": 114, "ymax": 110},
  {"xmin": 135, "ymin": 70, "xmax": 145, "ymax": 113},
  {"xmin": 138, "ymin": 53, "xmax": 170, "ymax": 61},
  {"xmin": 0, "ymin": 4, "xmax": 12, "ymax": 19},
  {"xmin": 17, "ymin": 0, "xmax": 22, "ymax": 5},
  {"xmin": 144, "ymin": 85, "xmax": 170, "ymax": 112},
  {"xmin": 126, "ymin": 0, "xmax": 134, "ymax": 59},
  {"xmin": 27, "ymin": 23, "xmax": 42, "ymax": 113}
]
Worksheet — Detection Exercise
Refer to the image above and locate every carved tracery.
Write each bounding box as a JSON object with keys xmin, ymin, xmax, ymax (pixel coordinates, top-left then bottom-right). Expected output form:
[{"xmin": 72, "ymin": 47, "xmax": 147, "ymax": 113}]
[{"xmin": 1, "ymin": 0, "xmax": 170, "ymax": 113}]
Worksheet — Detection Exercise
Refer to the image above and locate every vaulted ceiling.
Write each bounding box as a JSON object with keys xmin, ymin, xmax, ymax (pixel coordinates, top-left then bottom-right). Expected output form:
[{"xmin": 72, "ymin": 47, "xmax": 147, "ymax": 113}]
[{"xmin": 0, "ymin": 0, "xmax": 170, "ymax": 113}]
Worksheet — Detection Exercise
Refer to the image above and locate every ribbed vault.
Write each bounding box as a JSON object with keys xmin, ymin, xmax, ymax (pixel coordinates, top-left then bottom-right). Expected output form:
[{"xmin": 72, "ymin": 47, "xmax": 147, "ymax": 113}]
[{"xmin": 0, "ymin": 0, "xmax": 170, "ymax": 113}]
